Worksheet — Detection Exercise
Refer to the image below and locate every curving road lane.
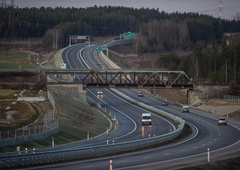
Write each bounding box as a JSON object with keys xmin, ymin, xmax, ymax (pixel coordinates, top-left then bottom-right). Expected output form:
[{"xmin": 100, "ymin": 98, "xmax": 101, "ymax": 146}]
[{"xmin": 16, "ymin": 39, "xmax": 240, "ymax": 170}]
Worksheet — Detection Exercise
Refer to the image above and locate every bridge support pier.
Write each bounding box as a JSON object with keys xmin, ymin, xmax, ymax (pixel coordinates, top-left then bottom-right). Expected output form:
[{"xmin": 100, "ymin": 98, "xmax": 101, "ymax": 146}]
[{"xmin": 165, "ymin": 85, "xmax": 172, "ymax": 88}]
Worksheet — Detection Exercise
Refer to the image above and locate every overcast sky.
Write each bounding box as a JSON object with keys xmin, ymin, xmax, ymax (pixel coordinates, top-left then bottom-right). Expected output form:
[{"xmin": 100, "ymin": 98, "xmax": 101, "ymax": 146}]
[{"xmin": 13, "ymin": 0, "xmax": 240, "ymax": 20}]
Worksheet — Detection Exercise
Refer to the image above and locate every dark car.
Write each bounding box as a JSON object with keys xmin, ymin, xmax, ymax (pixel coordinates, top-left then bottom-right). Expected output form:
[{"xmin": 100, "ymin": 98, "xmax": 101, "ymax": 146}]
[
  {"xmin": 97, "ymin": 90, "xmax": 103, "ymax": 99},
  {"xmin": 97, "ymin": 90, "xmax": 103, "ymax": 95},
  {"xmin": 161, "ymin": 101, "xmax": 168, "ymax": 106}
]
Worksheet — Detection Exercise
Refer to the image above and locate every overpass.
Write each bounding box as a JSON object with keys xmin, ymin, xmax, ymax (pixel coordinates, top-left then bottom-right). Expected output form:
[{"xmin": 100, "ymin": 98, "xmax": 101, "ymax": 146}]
[{"xmin": 43, "ymin": 69, "xmax": 194, "ymax": 88}]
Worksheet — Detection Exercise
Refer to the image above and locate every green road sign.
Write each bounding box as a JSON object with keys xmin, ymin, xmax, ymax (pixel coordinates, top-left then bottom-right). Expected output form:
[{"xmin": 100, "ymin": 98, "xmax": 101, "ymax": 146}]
[
  {"xmin": 123, "ymin": 32, "xmax": 135, "ymax": 37},
  {"xmin": 96, "ymin": 47, "xmax": 103, "ymax": 52}
]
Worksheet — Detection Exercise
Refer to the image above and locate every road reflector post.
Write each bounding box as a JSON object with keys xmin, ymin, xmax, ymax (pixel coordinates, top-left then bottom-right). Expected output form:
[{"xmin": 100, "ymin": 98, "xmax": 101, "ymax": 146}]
[
  {"xmin": 207, "ymin": 148, "xmax": 210, "ymax": 162},
  {"xmin": 17, "ymin": 146, "xmax": 20, "ymax": 154},
  {"xmin": 52, "ymin": 137, "xmax": 55, "ymax": 147},
  {"xmin": 110, "ymin": 160, "xmax": 113, "ymax": 170}
]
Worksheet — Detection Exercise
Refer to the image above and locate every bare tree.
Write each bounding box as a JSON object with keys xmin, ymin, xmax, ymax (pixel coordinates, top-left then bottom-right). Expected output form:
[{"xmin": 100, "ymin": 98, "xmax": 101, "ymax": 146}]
[
  {"xmin": 137, "ymin": 19, "xmax": 190, "ymax": 52},
  {"xmin": 233, "ymin": 12, "xmax": 240, "ymax": 21}
]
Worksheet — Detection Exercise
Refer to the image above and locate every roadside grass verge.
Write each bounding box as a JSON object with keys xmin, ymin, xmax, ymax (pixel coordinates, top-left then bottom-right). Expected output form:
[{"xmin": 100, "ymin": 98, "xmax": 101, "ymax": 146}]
[
  {"xmin": 0, "ymin": 51, "xmax": 35, "ymax": 70},
  {"xmin": 0, "ymin": 91, "xmax": 111, "ymax": 153},
  {"xmin": 229, "ymin": 110, "xmax": 240, "ymax": 120},
  {"xmin": 0, "ymin": 89, "xmax": 21, "ymax": 98}
]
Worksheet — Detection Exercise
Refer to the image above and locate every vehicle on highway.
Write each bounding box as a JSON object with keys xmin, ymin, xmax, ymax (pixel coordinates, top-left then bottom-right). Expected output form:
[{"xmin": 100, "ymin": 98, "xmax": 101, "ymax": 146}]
[
  {"xmin": 161, "ymin": 101, "xmax": 168, "ymax": 106},
  {"xmin": 182, "ymin": 105, "xmax": 189, "ymax": 113},
  {"xmin": 97, "ymin": 90, "xmax": 103, "ymax": 95},
  {"xmin": 141, "ymin": 113, "xmax": 152, "ymax": 125},
  {"xmin": 97, "ymin": 90, "xmax": 103, "ymax": 99},
  {"xmin": 138, "ymin": 92, "xmax": 144, "ymax": 97},
  {"xmin": 218, "ymin": 118, "xmax": 227, "ymax": 125}
]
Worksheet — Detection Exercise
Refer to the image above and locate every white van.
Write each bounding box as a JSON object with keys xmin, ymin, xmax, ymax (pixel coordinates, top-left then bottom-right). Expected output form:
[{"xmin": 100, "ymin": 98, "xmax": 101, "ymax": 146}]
[{"xmin": 141, "ymin": 113, "xmax": 152, "ymax": 125}]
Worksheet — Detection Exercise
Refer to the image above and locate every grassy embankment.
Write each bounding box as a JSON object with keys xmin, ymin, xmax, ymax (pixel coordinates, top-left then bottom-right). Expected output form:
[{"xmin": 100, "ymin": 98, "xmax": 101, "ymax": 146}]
[
  {"xmin": 0, "ymin": 51, "xmax": 35, "ymax": 70},
  {"xmin": 0, "ymin": 50, "xmax": 111, "ymax": 153},
  {"xmin": 0, "ymin": 89, "xmax": 37, "ymax": 128}
]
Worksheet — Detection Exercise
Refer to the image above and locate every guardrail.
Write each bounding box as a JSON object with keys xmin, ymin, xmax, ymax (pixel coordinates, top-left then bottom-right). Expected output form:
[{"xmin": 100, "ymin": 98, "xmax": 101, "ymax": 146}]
[{"xmin": 0, "ymin": 121, "xmax": 184, "ymax": 168}]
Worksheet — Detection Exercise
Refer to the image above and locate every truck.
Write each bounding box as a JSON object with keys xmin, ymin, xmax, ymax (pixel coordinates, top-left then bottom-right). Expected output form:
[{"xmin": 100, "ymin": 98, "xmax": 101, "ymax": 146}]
[
  {"xmin": 182, "ymin": 105, "xmax": 189, "ymax": 113},
  {"xmin": 141, "ymin": 113, "xmax": 152, "ymax": 125}
]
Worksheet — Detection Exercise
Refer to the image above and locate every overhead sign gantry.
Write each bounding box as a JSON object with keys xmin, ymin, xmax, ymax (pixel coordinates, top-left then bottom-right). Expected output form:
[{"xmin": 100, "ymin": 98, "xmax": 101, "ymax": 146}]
[{"xmin": 69, "ymin": 35, "xmax": 90, "ymax": 46}]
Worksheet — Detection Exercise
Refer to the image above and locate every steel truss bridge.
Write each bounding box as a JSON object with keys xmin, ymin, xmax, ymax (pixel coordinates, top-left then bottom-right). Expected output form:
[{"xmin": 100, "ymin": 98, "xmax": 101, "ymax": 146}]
[{"xmin": 43, "ymin": 69, "xmax": 194, "ymax": 89}]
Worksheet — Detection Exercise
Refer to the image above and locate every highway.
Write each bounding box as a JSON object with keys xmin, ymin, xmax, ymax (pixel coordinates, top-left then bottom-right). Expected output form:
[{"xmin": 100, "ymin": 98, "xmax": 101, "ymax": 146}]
[
  {"xmin": 44, "ymin": 39, "xmax": 240, "ymax": 169},
  {"xmin": 1, "ymin": 39, "xmax": 240, "ymax": 170},
  {"xmin": 61, "ymin": 40, "xmax": 177, "ymax": 143}
]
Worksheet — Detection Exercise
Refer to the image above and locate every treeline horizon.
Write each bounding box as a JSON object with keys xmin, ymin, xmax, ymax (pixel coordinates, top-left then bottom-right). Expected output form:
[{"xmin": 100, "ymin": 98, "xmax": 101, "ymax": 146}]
[
  {"xmin": 1, "ymin": 6, "xmax": 239, "ymax": 41},
  {"xmin": 1, "ymin": 6, "xmax": 240, "ymax": 91}
]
